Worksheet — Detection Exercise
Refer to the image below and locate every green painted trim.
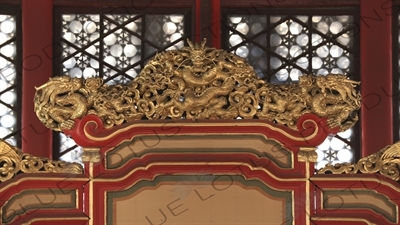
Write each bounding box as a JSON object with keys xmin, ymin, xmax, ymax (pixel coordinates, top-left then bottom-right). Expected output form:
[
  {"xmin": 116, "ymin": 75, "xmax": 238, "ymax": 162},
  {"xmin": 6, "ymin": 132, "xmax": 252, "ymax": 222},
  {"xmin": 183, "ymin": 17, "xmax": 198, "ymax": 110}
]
[
  {"xmin": 106, "ymin": 134, "xmax": 292, "ymax": 169},
  {"xmin": 107, "ymin": 175, "xmax": 293, "ymax": 225},
  {"xmin": 2, "ymin": 189, "xmax": 76, "ymax": 223},
  {"xmin": 323, "ymin": 189, "xmax": 397, "ymax": 223}
]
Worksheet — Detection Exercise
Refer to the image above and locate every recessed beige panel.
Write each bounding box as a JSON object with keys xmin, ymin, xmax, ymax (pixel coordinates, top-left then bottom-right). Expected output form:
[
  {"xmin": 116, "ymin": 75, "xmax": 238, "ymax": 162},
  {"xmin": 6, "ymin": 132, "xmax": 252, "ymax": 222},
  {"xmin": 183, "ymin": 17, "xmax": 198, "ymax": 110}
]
[{"xmin": 107, "ymin": 175, "xmax": 292, "ymax": 225}]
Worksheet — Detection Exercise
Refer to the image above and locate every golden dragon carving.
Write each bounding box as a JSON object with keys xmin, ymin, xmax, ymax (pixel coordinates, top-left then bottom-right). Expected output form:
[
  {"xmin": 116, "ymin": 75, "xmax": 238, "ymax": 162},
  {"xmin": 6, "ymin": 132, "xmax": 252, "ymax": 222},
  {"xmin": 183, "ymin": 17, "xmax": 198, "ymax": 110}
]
[
  {"xmin": 34, "ymin": 39, "xmax": 361, "ymax": 132},
  {"xmin": 0, "ymin": 138, "xmax": 83, "ymax": 183},
  {"xmin": 317, "ymin": 141, "xmax": 400, "ymax": 181}
]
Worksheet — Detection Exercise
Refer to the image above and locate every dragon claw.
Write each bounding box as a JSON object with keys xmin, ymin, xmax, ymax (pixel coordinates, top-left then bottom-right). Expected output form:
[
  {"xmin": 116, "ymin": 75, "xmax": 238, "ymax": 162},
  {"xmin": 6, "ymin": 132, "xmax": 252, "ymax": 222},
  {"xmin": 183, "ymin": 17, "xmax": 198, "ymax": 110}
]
[
  {"xmin": 60, "ymin": 119, "xmax": 75, "ymax": 130},
  {"xmin": 327, "ymin": 117, "xmax": 341, "ymax": 129}
]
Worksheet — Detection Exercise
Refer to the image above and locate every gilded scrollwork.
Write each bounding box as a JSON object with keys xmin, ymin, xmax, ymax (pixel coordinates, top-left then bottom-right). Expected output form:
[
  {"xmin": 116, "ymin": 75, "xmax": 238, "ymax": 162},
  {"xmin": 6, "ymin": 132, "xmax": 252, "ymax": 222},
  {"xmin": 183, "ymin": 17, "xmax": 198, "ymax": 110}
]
[
  {"xmin": 298, "ymin": 147, "xmax": 318, "ymax": 162},
  {"xmin": 317, "ymin": 141, "xmax": 400, "ymax": 181},
  {"xmin": 81, "ymin": 147, "xmax": 101, "ymax": 163},
  {"xmin": 34, "ymin": 39, "xmax": 361, "ymax": 132},
  {"xmin": 0, "ymin": 139, "xmax": 83, "ymax": 182}
]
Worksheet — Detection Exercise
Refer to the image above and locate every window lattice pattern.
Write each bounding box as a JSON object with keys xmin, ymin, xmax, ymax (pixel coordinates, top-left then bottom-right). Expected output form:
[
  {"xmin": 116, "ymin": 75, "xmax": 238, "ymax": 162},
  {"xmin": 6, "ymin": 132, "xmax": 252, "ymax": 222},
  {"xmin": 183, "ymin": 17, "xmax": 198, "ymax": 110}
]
[
  {"xmin": 225, "ymin": 15, "xmax": 355, "ymax": 82},
  {"xmin": 224, "ymin": 13, "xmax": 357, "ymax": 168},
  {"xmin": 0, "ymin": 15, "xmax": 18, "ymax": 146},
  {"xmin": 59, "ymin": 13, "xmax": 186, "ymax": 163},
  {"xmin": 315, "ymin": 129, "xmax": 354, "ymax": 168}
]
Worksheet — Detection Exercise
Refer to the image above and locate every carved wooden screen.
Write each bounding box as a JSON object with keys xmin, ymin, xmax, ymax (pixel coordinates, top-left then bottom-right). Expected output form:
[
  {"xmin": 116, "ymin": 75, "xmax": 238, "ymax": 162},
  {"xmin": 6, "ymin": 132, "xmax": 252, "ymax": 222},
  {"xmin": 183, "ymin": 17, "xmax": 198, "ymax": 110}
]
[
  {"xmin": 2, "ymin": 126, "xmax": 400, "ymax": 224},
  {"xmin": 1, "ymin": 41, "xmax": 400, "ymax": 225}
]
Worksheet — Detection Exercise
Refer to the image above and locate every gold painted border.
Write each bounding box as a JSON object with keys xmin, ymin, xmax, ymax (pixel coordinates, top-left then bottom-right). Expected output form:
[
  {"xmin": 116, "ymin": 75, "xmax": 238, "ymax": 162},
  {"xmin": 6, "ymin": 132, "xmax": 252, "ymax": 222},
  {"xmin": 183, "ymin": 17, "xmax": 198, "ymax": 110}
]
[
  {"xmin": 89, "ymin": 162, "xmax": 94, "ymax": 225},
  {"xmin": 102, "ymin": 173, "xmax": 296, "ymax": 225},
  {"xmin": 22, "ymin": 217, "xmax": 89, "ymax": 225},
  {"xmin": 305, "ymin": 161, "xmax": 310, "ymax": 225},
  {"xmin": 105, "ymin": 133, "xmax": 294, "ymax": 170},
  {"xmin": 94, "ymin": 162, "xmax": 308, "ymax": 183},
  {"xmin": 106, "ymin": 175, "xmax": 294, "ymax": 225},
  {"xmin": 311, "ymin": 217, "xmax": 376, "ymax": 225},
  {"xmin": 84, "ymin": 120, "xmax": 319, "ymax": 142},
  {"xmin": 0, "ymin": 177, "xmax": 89, "ymax": 192},
  {"xmin": 310, "ymin": 177, "xmax": 400, "ymax": 193},
  {"xmin": 320, "ymin": 188, "xmax": 398, "ymax": 224},
  {"xmin": 96, "ymin": 161, "xmax": 305, "ymax": 225},
  {"xmin": 1, "ymin": 189, "xmax": 78, "ymax": 224}
]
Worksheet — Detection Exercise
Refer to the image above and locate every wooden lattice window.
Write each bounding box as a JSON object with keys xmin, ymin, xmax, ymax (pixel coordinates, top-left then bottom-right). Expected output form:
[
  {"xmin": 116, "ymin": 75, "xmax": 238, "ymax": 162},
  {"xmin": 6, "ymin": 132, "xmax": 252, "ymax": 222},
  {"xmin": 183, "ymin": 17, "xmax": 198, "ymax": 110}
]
[
  {"xmin": 0, "ymin": 7, "xmax": 21, "ymax": 147},
  {"xmin": 53, "ymin": 7, "xmax": 192, "ymax": 163},
  {"xmin": 221, "ymin": 8, "xmax": 360, "ymax": 168}
]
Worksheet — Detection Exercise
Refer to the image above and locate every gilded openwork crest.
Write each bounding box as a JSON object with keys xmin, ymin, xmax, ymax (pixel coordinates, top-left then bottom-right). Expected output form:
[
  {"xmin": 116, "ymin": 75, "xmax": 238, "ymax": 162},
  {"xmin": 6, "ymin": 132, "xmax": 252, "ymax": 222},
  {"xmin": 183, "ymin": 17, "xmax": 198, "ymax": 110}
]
[
  {"xmin": 34, "ymin": 39, "xmax": 361, "ymax": 132},
  {"xmin": 0, "ymin": 138, "xmax": 83, "ymax": 182}
]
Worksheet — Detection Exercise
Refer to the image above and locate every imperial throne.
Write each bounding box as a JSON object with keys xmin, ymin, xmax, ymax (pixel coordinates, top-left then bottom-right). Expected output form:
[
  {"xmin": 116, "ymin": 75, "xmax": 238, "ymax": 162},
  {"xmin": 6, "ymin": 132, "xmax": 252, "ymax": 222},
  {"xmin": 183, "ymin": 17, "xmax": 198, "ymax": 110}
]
[{"xmin": 0, "ymin": 40, "xmax": 399, "ymax": 225}]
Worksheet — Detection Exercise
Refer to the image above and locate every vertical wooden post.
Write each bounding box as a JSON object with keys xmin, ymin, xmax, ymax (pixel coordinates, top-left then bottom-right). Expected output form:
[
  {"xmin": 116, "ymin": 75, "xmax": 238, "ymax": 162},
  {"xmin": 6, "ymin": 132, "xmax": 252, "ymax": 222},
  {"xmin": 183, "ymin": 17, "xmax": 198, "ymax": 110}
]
[
  {"xmin": 211, "ymin": 0, "xmax": 220, "ymax": 48},
  {"xmin": 360, "ymin": 0, "xmax": 393, "ymax": 156},
  {"xmin": 21, "ymin": 0, "xmax": 53, "ymax": 157},
  {"xmin": 196, "ymin": 0, "xmax": 201, "ymax": 43}
]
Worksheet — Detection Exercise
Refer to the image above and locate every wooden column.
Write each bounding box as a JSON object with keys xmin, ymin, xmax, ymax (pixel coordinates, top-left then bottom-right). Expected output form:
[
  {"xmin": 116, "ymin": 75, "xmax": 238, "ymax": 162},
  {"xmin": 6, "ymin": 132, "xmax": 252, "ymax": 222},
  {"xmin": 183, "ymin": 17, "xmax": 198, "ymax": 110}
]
[
  {"xmin": 360, "ymin": 0, "xmax": 393, "ymax": 156},
  {"xmin": 195, "ymin": 0, "xmax": 201, "ymax": 42},
  {"xmin": 211, "ymin": 0, "xmax": 220, "ymax": 48},
  {"xmin": 196, "ymin": 0, "xmax": 218, "ymax": 46},
  {"xmin": 21, "ymin": 0, "xmax": 53, "ymax": 157}
]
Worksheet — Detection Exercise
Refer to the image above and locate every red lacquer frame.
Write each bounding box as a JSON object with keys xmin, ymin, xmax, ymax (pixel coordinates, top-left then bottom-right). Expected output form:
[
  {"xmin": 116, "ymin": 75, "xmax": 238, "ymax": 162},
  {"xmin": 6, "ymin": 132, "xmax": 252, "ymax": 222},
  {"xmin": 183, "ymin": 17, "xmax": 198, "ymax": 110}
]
[
  {"xmin": 311, "ymin": 174, "xmax": 400, "ymax": 224},
  {"xmin": 0, "ymin": 174, "xmax": 88, "ymax": 225},
  {"xmin": 62, "ymin": 113, "xmax": 335, "ymax": 224},
  {"xmin": 63, "ymin": 113, "xmax": 337, "ymax": 177},
  {"xmin": 64, "ymin": 113, "xmax": 337, "ymax": 151},
  {"xmin": 2, "ymin": 111, "xmax": 400, "ymax": 224}
]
